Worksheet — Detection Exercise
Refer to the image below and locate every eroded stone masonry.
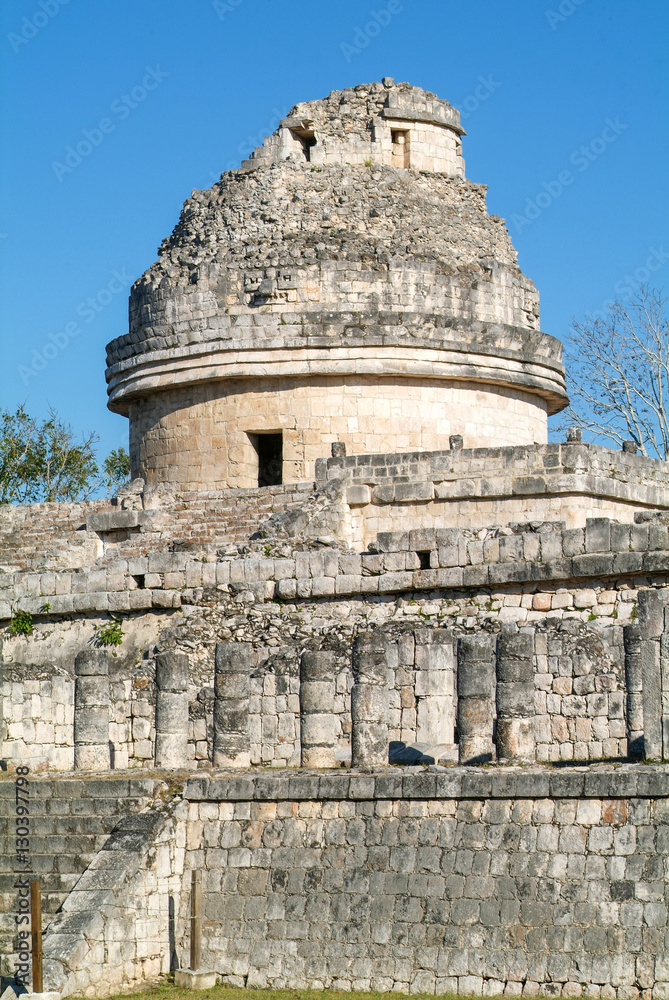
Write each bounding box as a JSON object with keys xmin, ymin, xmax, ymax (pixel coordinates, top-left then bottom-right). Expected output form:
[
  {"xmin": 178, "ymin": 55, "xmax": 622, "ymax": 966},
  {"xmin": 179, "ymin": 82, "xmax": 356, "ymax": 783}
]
[{"xmin": 3, "ymin": 80, "xmax": 669, "ymax": 1000}]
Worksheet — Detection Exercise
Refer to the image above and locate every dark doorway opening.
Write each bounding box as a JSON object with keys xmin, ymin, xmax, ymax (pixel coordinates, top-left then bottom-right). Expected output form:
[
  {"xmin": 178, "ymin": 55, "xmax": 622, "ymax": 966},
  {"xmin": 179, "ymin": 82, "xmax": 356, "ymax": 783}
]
[
  {"xmin": 291, "ymin": 128, "xmax": 316, "ymax": 161},
  {"xmin": 250, "ymin": 432, "xmax": 283, "ymax": 487},
  {"xmin": 301, "ymin": 135, "xmax": 317, "ymax": 161}
]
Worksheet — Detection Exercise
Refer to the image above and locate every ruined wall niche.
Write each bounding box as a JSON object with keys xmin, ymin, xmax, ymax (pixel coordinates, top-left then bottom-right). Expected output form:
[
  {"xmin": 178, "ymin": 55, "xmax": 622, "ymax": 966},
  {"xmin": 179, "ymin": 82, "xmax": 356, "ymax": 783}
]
[
  {"xmin": 289, "ymin": 126, "xmax": 316, "ymax": 162},
  {"xmin": 391, "ymin": 128, "xmax": 410, "ymax": 167}
]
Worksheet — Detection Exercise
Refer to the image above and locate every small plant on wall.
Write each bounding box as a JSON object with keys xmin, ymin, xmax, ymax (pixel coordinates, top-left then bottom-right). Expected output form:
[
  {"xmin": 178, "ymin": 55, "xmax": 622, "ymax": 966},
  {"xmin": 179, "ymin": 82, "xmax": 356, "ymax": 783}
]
[
  {"xmin": 8, "ymin": 609, "xmax": 33, "ymax": 637},
  {"xmin": 94, "ymin": 615, "xmax": 124, "ymax": 647}
]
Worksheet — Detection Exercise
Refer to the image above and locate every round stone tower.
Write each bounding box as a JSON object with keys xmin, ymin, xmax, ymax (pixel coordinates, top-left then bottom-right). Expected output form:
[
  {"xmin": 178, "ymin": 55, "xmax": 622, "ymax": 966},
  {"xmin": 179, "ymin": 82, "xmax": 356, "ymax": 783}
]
[{"xmin": 106, "ymin": 79, "xmax": 568, "ymax": 490}]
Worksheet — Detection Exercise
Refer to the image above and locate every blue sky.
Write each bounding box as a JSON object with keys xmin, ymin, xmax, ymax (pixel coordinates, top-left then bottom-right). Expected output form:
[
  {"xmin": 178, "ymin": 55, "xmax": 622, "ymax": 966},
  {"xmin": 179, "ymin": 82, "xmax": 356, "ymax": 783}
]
[{"xmin": 1, "ymin": 0, "xmax": 667, "ymax": 462}]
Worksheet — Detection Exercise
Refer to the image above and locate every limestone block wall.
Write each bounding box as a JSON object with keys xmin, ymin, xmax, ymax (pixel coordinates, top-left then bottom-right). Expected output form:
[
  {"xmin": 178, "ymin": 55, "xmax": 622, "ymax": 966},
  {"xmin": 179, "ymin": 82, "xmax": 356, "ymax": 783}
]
[
  {"xmin": 0, "ymin": 775, "xmax": 163, "ymax": 985},
  {"xmin": 114, "ymin": 262, "xmax": 544, "ymax": 375},
  {"xmin": 243, "ymin": 82, "xmax": 466, "ymax": 175},
  {"xmin": 379, "ymin": 628, "xmax": 456, "ymax": 748},
  {"xmin": 0, "ymin": 618, "xmax": 632, "ymax": 772},
  {"xmin": 128, "ymin": 378, "xmax": 549, "ymax": 489},
  {"xmin": 2, "ymin": 675, "xmax": 75, "ymax": 771},
  {"xmin": 353, "ymin": 495, "xmax": 662, "ymax": 545},
  {"xmin": 0, "ymin": 497, "xmax": 106, "ymax": 573},
  {"xmin": 317, "ymin": 442, "xmax": 669, "ymax": 545},
  {"xmin": 11, "ymin": 768, "xmax": 669, "ymax": 999},
  {"xmin": 41, "ymin": 803, "xmax": 185, "ymax": 999},
  {"xmin": 248, "ymin": 647, "xmax": 302, "ymax": 768},
  {"xmin": 3, "ymin": 443, "xmax": 668, "ymax": 584},
  {"xmin": 4, "ymin": 511, "xmax": 669, "ymax": 628},
  {"xmin": 379, "ymin": 622, "xmax": 627, "ymax": 764},
  {"xmin": 245, "ymin": 119, "xmax": 464, "ymax": 175},
  {"xmin": 0, "ymin": 482, "xmax": 315, "ymax": 583},
  {"xmin": 0, "ymin": 642, "xmax": 345, "ymax": 772},
  {"xmin": 180, "ymin": 768, "xmax": 669, "ymax": 997},
  {"xmin": 0, "ymin": 661, "xmax": 163, "ymax": 772},
  {"xmin": 533, "ymin": 624, "xmax": 626, "ymax": 762}
]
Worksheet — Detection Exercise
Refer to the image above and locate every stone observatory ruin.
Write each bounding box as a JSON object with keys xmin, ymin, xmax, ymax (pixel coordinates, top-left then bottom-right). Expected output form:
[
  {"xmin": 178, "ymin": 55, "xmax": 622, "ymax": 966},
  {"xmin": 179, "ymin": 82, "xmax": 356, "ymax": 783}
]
[
  {"xmin": 4, "ymin": 79, "xmax": 669, "ymax": 1000},
  {"xmin": 107, "ymin": 80, "xmax": 566, "ymax": 490}
]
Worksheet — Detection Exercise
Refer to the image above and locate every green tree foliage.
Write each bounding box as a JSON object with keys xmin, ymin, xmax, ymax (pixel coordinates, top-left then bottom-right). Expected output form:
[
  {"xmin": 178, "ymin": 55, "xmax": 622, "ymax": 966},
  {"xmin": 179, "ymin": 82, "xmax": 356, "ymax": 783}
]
[
  {"xmin": 0, "ymin": 406, "xmax": 130, "ymax": 504},
  {"xmin": 103, "ymin": 447, "xmax": 131, "ymax": 498}
]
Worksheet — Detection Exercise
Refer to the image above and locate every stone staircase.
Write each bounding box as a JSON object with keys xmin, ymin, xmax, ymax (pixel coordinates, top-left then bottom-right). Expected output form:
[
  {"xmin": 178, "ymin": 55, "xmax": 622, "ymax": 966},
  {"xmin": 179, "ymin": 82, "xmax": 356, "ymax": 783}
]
[
  {"xmin": 96, "ymin": 483, "xmax": 316, "ymax": 562},
  {"xmin": 0, "ymin": 500, "xmax": 107, "ymax": 573},
  {"xmin": 0, "ymin": 485, "xmax": 317, "ymax": 579},
  {"xmin": 0, "ymin": 773, "xmax": 164, "ymax": 982}
]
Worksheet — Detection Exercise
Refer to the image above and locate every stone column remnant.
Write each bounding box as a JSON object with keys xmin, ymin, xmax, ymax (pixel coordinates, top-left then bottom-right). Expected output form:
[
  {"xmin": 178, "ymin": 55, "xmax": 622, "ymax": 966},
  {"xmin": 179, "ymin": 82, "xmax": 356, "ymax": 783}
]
[
  {"xmin": 623, "ymin": 624, "xmax": 644, "ymax": 760},
  {"xmin": 154, "ymin": 651, "xmax": 189, "ymax": 768},
  {"xmin": 457, "ymin": 634, "xmax": 495, "ymax": 764},
  {"xmin": 415, "ymin": 631, "xmax": 456, "ymax": 745},
  {"xmin": 351, "ymin": 631, "xmax": 389, "ymax": 767},
  {"xmin": 495, "ymin": 628, "xmax": 536, "ymax": 763},
  {"xmin": 300, "ymin": 650, "xmax": 337, "ymax": 767},
  {"xmin": 74, "ymin": 649, "xmax": 110, "ymax": 770},
  {"xmin": 213, "ymin": 642, "xmax": 251, "ymax": 767},
  {"xmin": 637, "ymin": 589, "xmax": 666, "ymax": 759}
]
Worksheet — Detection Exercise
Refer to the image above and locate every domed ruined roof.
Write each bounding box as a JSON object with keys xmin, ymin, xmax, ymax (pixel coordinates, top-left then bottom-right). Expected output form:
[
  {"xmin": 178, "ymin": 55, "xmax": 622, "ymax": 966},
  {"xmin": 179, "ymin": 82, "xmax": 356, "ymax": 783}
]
[{"xmin": 105, "ymin": 80, "xmax": 566, "ymax": 416}]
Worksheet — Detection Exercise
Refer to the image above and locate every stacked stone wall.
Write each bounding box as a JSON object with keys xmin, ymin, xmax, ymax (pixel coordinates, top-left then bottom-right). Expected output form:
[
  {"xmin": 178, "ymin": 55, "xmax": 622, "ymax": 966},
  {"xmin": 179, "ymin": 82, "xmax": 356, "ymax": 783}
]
[
  {"xmin": 319, "ymin": 442, "xmax": 669, "ymax": 542},
  {"xmin": 0, "ymin": 775, "xmax": 163, "ymax": 982},
  {"xmin": 1, "ymin": 618, "xmax": 632, "ymax": 772},
  {"xmin": 118, "ymin": 165, "xmax": 526, "ymax": 368},
  {"xmin": 534, "ymin": 624, "xmax": 626, "ymax": 762},
  {"xmin": 243, "ymin": 81, "xmax": 466, "ymax": 175},
  {"xmin": 0, "ymin": 483, "xmax": 312, "ymax": 578},
  {"xmin": 8, "ymin": 504, "xmax": 669, "ymax": 624},
  {"xmin": 5, "ymin": 442, "xmax": 668, "ymax": 606},
  {"xmin": 10, "ymin": 769, "xmax": 669, "ymax": 999},
  {"xmin": 128, "ymin": 377, "xmax": 549, "ymax": 489},
  {"xmin": 180, "ymin": 769, "xmax": 669, "ymax": 997},
  {"xmin": 117, "ymin": 269, "xmax": 543, "ymax": 373},
  {"xmin": 0, "ymin": 499, "xmax": 107, "ymax": 573}
]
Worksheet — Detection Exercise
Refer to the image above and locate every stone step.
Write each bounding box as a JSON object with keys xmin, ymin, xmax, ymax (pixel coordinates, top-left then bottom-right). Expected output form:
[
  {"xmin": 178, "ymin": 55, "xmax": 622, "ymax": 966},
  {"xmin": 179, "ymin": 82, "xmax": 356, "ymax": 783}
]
[{"xmin": 0, "ymin": 773, "xmax": 165, "ymax": 975}]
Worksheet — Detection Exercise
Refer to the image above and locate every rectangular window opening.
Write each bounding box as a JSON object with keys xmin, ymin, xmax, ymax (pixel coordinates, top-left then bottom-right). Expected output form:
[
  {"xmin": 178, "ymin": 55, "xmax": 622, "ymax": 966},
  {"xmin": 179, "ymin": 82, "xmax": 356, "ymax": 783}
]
[
  {"xmin": 391, "ymin": 129, "xmax": 410, "ymax": 168},
  {"xmin": 250, "ymin": 432, "xmax": 283, "ymax": 488},
  {"xmin": 291, "ymin": 129, "xmax": 317, "ymax": 162},
  {"xmin": 417, "ymin": 550, "xmax": 431, "ymax": 570}
]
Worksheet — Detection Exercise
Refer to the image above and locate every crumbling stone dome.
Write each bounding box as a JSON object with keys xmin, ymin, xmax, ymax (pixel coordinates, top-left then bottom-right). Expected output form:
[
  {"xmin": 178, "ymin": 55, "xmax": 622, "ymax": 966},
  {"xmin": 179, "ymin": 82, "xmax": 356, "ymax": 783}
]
[{"xmin": 106, "ymin": 79, "xmax": 568, "ymax": 490}]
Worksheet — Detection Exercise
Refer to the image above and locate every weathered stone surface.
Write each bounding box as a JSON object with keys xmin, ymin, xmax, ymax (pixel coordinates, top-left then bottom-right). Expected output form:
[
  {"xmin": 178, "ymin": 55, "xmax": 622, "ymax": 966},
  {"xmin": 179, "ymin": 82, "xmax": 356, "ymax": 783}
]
[
  {"xmin": 155, "ymin": 651, "xmax": 188, "ymax": 693},
  {"xmin": 7, "ymin": 76, "xmax": 669, "ymax": 1000},
  {"xmin": 457, "ymin": 635, "xmax": 495, "ymax": 764},
  {"xmin": 213, "ymin": 642, "xmax": 252, "ymax": 767},
  {"xmin": 496, "ymin": 627, "xmax": 535, "ymax": 762},
  {"xmin": 73, "ymin": 650, "xmax": 109, "ymax": 770},
  {"xmin": 103, "ymin": 79, "xmax": 571, "ymax": 491}
]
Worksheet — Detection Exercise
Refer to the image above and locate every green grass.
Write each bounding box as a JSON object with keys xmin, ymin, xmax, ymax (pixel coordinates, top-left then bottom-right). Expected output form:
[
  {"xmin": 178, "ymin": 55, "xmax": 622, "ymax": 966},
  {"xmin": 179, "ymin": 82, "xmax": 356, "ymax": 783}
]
[{"xmin": 107, "ymin": 982, "xmax": 459, "ymax": 1000}]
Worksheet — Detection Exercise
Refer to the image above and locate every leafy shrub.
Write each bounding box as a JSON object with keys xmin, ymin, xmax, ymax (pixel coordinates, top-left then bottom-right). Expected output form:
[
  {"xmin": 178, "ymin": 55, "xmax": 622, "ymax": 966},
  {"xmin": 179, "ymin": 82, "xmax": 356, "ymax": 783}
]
[
  {"xmin": 8, "ymin": 610, "xmax": 33, "ymax": 637},
  {"xmin": 94, "ymin": 616, "xmax": 124, "ymax": 647}
]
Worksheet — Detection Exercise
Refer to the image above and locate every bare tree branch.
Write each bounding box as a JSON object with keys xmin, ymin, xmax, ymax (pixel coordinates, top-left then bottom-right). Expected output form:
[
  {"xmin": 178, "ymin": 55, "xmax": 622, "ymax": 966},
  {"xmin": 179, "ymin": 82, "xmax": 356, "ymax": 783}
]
[{"xmin": 558, "ymin": 287, "xmax": 669, "ymax": 460}]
